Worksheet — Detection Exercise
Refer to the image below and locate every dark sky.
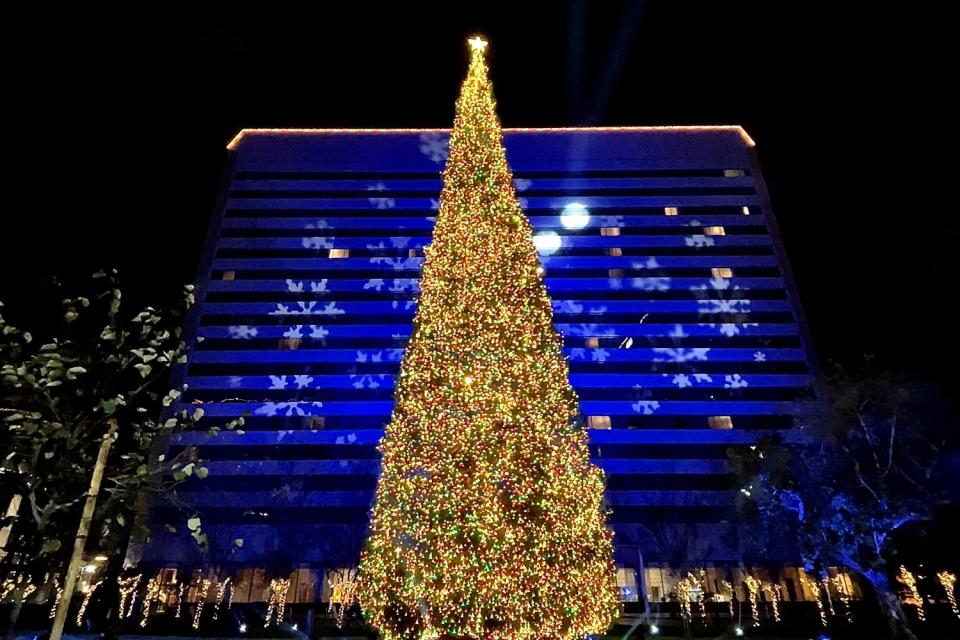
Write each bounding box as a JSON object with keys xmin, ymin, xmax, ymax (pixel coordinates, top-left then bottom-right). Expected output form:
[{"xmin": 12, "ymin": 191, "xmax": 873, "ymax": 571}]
[{"xmin": 3, "ymin": 3, "xmax": 954, "ymax": 389}]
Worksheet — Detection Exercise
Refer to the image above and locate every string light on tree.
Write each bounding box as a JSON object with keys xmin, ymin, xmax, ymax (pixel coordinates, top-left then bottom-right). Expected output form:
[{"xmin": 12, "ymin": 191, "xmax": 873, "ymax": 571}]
[
  {"xmin": 898, "ymin": 566, "xmax": 925, "ymax": 622},
  {"xmin": 821, "ymin": 574, "xmax": 836, "ymax": 618},
  {"xmin": 140, "ymin": 576, "xmax": 162, "ymax": 628},
  {"xmin": 48, "ymin": 577, "xmax": 63, "ymax": 620},
  {"xmin": 265, "ymin": 578, "xmax": 291, "ymax": 627},
  {"xmin": 799, "ymin": 571, "xmax": 827, "ymax": 627},
  {"xmin": 356, "ymin": 35, "xmax": 620, "ymax": 640},
  {"xmin": 76, "ymin": 579, "xmax": 102, "ymax": 627},
  {"xmin": 213, "ymin": 577, "xmax": 231, "ymax": 620},
  {"xmin": 175, "ymin": 582, "xmax": 184, "ymax": 618},
  {"xmin": 832, "ymin": 573, "xmax": 854, "ymax": 623},
  {"xmin": 720, "ymin": 579, "xmax": 734, "ymax": 618}
]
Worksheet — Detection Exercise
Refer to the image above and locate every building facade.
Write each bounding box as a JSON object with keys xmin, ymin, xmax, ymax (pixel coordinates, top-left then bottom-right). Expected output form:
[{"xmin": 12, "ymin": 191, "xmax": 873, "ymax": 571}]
[{"xmin": 140, "ymin": 126, "xmax": 819, "ymax": 606}]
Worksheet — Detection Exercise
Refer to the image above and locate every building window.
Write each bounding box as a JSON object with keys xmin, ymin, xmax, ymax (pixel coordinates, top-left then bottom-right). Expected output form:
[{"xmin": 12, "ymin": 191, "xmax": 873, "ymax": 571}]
[
  {"xmin": 608, "ymin": 268, "xmax": 625, "ymax": 278},
  {"xmin": 664, "ymin": 206, "xmax": 678, "ymax": 216},
  {"xmin": 616, "ymin": 567, "xmax": 639, "ymax": 602},
  {"xmin": 222, "ymin": 270, "xmax": 236, "ymax": 281},
  {"xmin": 408, "ymin": 249, "xmax": 419, "ymax": 258},
  {"xmin": 329, "ymin": 249, "xmax": 350, "ymax": 258},
  {"xmin": 742, "ymin": 206, "xmax": 751, "ymax": 216},
  {"xmin": 587, "ymin": 415, "xmax": 612, "ymax": 429},
  {"xmin": 724, "ymin": 169, "xmax": 746, "ymax": 177},
  {"xmin": 708, "ymin": 416, "xmax": 734, "ymax": 429},
  {"xmin": 600, "ymin": 227, "xmax": 621, "ymax": 236},
  {"xmin": 712, "ymin": 267, "xmax": 735, "ymax": 279},
  {"xmin": 704, "ymin": 226, "xmax": 726, "ymax": 236},
  {"xmin": 585, "ymin": 337, "xmax": 600, "ymax": 348},
  {"xmin": 606, "ymin": 247, "xmax": 623, "ymax": 257}
]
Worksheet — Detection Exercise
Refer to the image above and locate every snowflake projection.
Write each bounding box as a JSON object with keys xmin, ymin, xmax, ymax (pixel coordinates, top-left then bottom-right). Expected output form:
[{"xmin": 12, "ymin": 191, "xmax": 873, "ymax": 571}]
[
  {"xmin": 283, "ymin": 325, "xmax": 304, "ymax": 340},
  {"xmin": 228, "ymin": 325, "xmax": 258, "ymax": 340},
  {"xmin": 586, "ymin": 305, "xmax": 608, "ymax": 316},
  {"xmin": 255, "ymin": 402, "xmax": 323, "ymax": 417},
  {"xmin": 698, "ymin": 298, "xmax": 752, "ymax": 315},
  {"xmin": 364, "ymin": 278, "xmax": 385, "ymax": 292},
  {"xmin": 631, "ymin": 277, "xmax": 672, "ymax": 291},
  {"xmin": 294, "ymin": 375, "xmax": 314, "ymax": 388},
  {"xmin": 369, "ymin": 257, "xmax": 421, "ymax": 271},
  {"xmin": 418, "ymin": 132, "xmax": 450, "ymax": 163},
  {"xmin": 269, "ymin": 375, "xmax": 288, "ymax": 390},
  {"xmin": 304, "ymin": 220, "xmax": 330, "ymax": 231},
  {"xmin": 283, "ymin": 325, "xmax": 329, "ymax": 340},
  {"xmin": 309, "ymin": 325, "xmax": 330, "ymax": 339},
  {"xmin": 631, "ymin": 257, "xmax": 661, "ymax": 270},
  {"xmin": 653, "ymin": 347, "xmax": 711, "ymax": 363},
  {"xmin": 708, "ymin": 276, "xmax": 732, "ymax": 291},
  {"xmin": 669, "ymin": 373, "xmax": 714, "ymax": 388},
  {"xmin": 517, "ymin": 197, "xmax": 529, "ymax": 210},
  {"xmin": 388, "ymin": 279, "xmax": 418, "ymax": 293},
  {"xmin": 753, "ymin": 351, "xmax": 767, "ymax": 362},
  {"xmin": 390, "ymin": 300, "xmax": 417, "ymax": 311},
  {"xmin": 568, "ymin": 348, "xmax": 586, "ymax": 361},
  {"xmin": 632, "ymin": 400, "xmax": 661, "ymax": 415},
  {"xmin": 591, "ymin": 348, "xmax": 611, "ymax": 363},
  {"xmin": 286, "ymin": 279, "xmax": 305, "ymax": 293},
  {"xmin": 553, "ymin": 300, "xmax": 585, "ymax": 314},
  {"xmin": 228, "ymin": 376, "xmax": 243, "ymax": 389},
  {"xmin": 351, "ymin": 373, "xmax": 387, "ymax": 389},
  {"xmin": 688, "ymin": 219, "xmax": 702, "ymax": 227},
  {"xmin": 703, "ymin": 322, "xmax": 759, "ymax": 337},
  {"xmin": 724, "ymin": 374, "xmax": 749, "ymax": 389},
  {"xmin": 302, "ymin": 236, "xmax": 334, "ymax": 250},
  {"xmin": 356, "ymin": 351, "xmax": 384, "ymax": 364},
  {"xmin": 270, "ymin": 302, "xmax": 345, "ymax": 316},
  {"xmin": 429, "ymin": 198, "xmax": 441, "ymax": 210},
  {"xmin": 334, "ymin": 432, "xmax": 359, "ymax": 445},
  {"xmin": 367, "ymin": 182, "xmax": 396, "ymax": 209},
  {"xmin": 669, "ymin": 324, "xmax": 689, "ymax": 339},
  {"xmin": 387, "ymin": 349, "xmax": 405, "ymax": 361},
  {"xmin": 598, "ymin": 215, "xmax": 625, "ymax": 228},
  {"xmin": 311, "ymin": 280, "xmax": 329, "ymax": 293},
  {"xmin": 389, "ymin": 237, "xmax": 412, "ymax": 249},
  {"xmin": 513, "ymin": 178, "xmax": 532, "ymax": 191},
  {"xmin": 684, "ymin": 234, "xmax": 715, "ymax": 248}
]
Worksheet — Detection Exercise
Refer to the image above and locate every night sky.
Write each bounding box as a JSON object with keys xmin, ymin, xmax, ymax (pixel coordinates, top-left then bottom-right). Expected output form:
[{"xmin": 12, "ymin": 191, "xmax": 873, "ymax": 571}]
[{"xmin": 3, "ymin": 4, "xmax": 954, "ymax": 390}]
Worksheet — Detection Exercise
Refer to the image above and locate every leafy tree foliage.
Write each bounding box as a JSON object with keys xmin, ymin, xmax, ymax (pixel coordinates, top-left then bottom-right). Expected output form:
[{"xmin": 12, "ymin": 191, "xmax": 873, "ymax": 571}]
[{"xmin": 728, "ymin": 361, "xmax": 957, "ymax": 639}]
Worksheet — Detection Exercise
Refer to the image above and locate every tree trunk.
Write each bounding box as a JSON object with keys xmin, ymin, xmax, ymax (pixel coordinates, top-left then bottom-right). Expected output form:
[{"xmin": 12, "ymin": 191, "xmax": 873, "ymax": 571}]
[{"xmin": 871, "ymin": 575, "xmax": 917, "ymax": 640}]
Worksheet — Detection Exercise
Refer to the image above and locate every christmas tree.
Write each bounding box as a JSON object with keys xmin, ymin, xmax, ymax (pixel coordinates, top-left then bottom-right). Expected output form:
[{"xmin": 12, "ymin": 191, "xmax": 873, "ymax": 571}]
[{"xmin": 357, "ymin": 36, "xmax": 620, "ymax": 640}]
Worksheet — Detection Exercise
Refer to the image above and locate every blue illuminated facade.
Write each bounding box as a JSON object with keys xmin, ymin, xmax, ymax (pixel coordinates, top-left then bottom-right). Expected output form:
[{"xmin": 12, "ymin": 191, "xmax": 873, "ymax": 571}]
[{"xmin": 141, "ymin": 127, "xmax": 815, "ymax": 588}]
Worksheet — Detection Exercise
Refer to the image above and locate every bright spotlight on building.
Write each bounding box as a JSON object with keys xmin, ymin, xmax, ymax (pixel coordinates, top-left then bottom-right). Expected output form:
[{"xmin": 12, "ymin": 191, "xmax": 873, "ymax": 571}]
[
  {"xmin": 649, "ymin": 624, "xmax": 660, "ymax": 635},
  {"xmin": 734, "ymin": 626, "xmax": 744, "ymax": 636},
  {"xmin": 560, "ymin": 202, "xmax": 590, "ymax": 229},
  {"xmin": 533, "ymin": 231, "xmax": 562, "ymax": 255},
  {"xmin": 239, "ymin": 623, "xmax": 247, "ymax": 633}
]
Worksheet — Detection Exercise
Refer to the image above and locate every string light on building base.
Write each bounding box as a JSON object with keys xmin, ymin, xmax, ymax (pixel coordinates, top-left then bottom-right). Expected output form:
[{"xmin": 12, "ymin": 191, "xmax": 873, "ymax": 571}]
[
  {"xmin": 936, "ymin": 571, "xmax": 958, "ymax": 619},
  {"xmin": 140, "ymin": 576, "xmax": 162, "ymax": 628},
  {"xmin": 821, "ymin": 574, "xmax": 836, "ymax": 618},
  {"xmin": 175, "ymin": 582, "xmax": 184, "ymax": 618},
  {"xmin": 898, "ymin": 566, "xmax": 925, "ymax": 622},
  {"xmin": 720, "ymin": 579, "xmax": 734, "ymax": 618},
  {"xmin": 265, "ymin": 578, "xmax": 291, "ymax": 627},
  {"xmin": 192, "ymin": 578, "xmax": 211, "ymax": 629},
  {"xmin": 799, "ymin": 571, "xmax": 827, "ymax": 627},
  {"xmin": 117, "ymin": 574, "xmax": 141, "ymax": 619},
  {"xmin": 831, "ymin": 573, "xmax": 854, "ymax": 623},
  {"xmin": 762, "ymin": 583, "xmax": 781, "ymax": 623},
  {"xmin": 213, "ymin": 577, "xmax": 231, "ymax": 620},
  {"xmin": 744, "ymin": 576, "xmax": 760, "ymax": 627},
  {"xmin": 76, "ymin": 579, "xmax": 102, "ymax": 627},
  {"xmin": 676, "ymin": 577, "xmax": 693, "ymax": 623},
  {"xmin": 48, "ymin": 577, "xmax": 63, "ymax": 620}
]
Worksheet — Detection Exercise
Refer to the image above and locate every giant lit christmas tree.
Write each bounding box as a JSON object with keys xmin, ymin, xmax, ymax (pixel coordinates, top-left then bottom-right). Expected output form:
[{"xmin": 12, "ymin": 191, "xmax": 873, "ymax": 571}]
[{"xmin": 357, "ymin": 37, "xmax": 620, "ymax": 640}]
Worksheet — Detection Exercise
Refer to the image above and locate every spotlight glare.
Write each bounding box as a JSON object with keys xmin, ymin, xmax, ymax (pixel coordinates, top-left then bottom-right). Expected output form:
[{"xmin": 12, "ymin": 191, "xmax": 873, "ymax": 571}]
[
  {"xmin": 649, "ymin": 623, "xmax": 659, "ymax": 635},
  {"xmin": 560, "ymin": 202, "xmax": 590, "ymax": 229},
  {"xmin": 533, "ymin": 231, "xmax": 562, "ymax": 254},
  {"xmin": 734, "ymin": 626, "xmax": 744, "ymax": 636}
]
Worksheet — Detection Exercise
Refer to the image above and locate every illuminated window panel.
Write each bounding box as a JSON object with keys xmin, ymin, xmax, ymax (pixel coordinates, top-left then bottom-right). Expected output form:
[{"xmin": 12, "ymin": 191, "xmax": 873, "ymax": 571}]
[
  {"xmin": 600, "ymin": 227, "xmax": 621, "ymax": 236},
  {"xmin": 408, "ymin": 249, "xmax": 419, "ymax": 258},
  {"xmin": 279, "ymin": 338, "xmax": 302, "ymax": 351},
  {"xmin": 712, "ymin": 267, "xmax": 735, "ymax": 279},
  {"xmin": 724, "ymin": 169, "xmax": 746, "ymax": 177},
  {"xmin": 664, "ymin": 206, "xmax": 679, "ymax": 216},
  {"xmin": 587, "ymin": 415, "xmax": 612, "ymax": 430},
  {"xmin": 708, "ymin": 416, "xmax": 734, "ymax": 430},
  {"xmin": 609, "ymin": 268, "xmax": 625, "ymax": 278},
  {"xmin": 222, "ymin": 271, "xmax": 235, "ymax": 281},
  {"xmin": 584, "ymin": 337, "xmax": 600, "ymax": 348},
  {"xmin": 329, "ymin": 249, "xmax": 350, "ymax": 258},
  {"xmin": 742, "ymin": 206, "xmax": 751, "ymax": 215},
  {"xmin": 606, "ymin": 247, "xmax": 623, "ymax": 257},
  {"xmin": 705, "ymin": 226, "xmax": 726, "ymax": 236}
]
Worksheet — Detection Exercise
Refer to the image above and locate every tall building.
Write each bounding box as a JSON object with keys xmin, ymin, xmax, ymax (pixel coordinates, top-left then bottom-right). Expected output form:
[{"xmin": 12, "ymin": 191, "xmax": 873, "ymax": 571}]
[{"xmin": 140, "ymin": 126, "xmax": 819, "ymax": 605}]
